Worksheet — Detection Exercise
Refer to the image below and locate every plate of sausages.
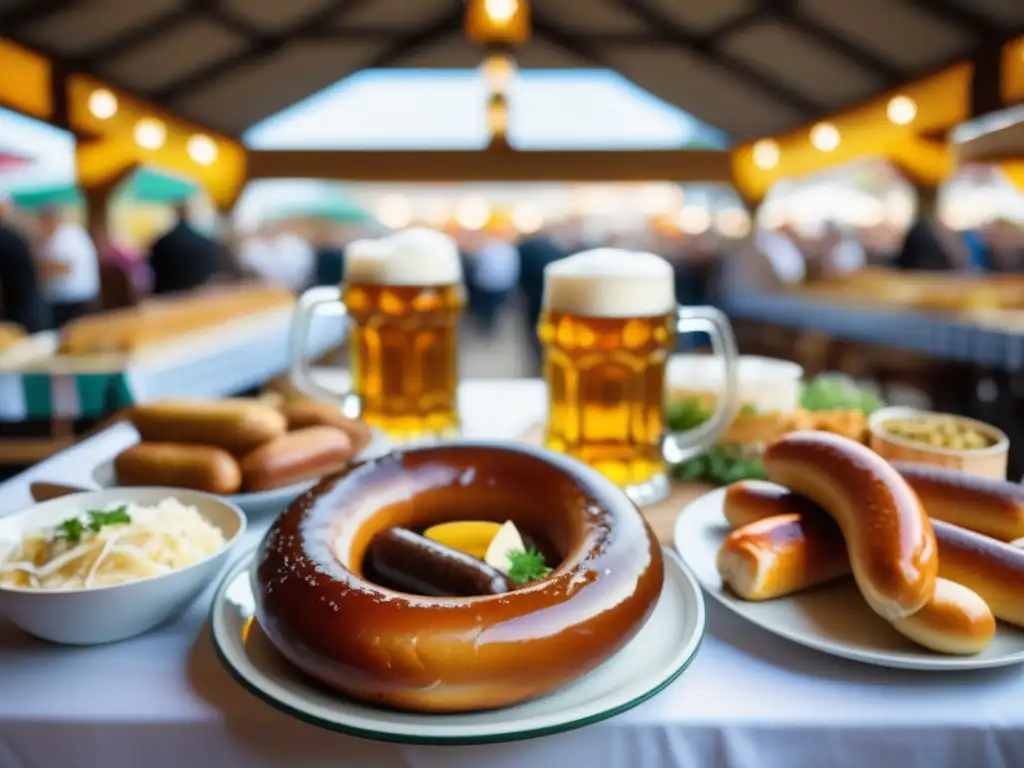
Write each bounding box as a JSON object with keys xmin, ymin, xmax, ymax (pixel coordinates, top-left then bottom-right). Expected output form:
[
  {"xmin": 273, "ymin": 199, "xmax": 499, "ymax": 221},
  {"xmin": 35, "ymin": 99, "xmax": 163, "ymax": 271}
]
[
  {"xmin": 674, "ymin": 430, "xmax": 1024, "ymax": 670},
  {"xmin": 91, "ymin": 399, "xmax": 389, "ymax": 516}
]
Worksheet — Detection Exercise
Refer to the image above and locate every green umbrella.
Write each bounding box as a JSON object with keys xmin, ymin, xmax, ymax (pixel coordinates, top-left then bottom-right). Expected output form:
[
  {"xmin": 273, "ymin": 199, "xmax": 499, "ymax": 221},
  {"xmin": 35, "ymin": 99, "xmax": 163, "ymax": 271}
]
[
  {"xmin": 11, "ymin": 184, "xmax": 82, "ymax": 210},
  {"xmin": 122, "ymin": 168, "xmax": 197, "ymax": 204},
  {"xmin": 12, "ymin": 169, "xmax": 198, "ymax": 211},
  {"xmin": 265, "ymin": 189, "xmax": 371, "ymax": 224}
]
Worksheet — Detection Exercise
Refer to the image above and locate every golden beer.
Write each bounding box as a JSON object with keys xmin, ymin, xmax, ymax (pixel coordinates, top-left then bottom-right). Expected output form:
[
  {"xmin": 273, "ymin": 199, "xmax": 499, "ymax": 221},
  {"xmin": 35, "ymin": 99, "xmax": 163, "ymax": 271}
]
[
  {"xmin": 539, "ymin": 249, "xmax": 737, "ymax": 504},
  {"xmin": 344, "ymin": 281, "xmax": 463, "ymax": 439},
  {"xmin": 290, "ymin": 228, "xmax": 465, "ymax": 442}
]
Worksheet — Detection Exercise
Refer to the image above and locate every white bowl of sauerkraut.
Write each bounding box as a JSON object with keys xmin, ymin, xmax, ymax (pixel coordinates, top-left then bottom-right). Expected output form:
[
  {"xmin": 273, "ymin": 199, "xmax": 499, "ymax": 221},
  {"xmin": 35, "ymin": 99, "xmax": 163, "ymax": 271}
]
[{"xmin": 0, "ymin": 488, "xmax": 245, "ymax": 645}]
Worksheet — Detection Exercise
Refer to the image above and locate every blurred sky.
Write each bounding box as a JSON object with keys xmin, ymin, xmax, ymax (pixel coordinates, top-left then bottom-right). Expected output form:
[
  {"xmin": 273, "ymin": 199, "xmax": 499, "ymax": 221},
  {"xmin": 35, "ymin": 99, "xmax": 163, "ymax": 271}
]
[{"xmin": 245, "ymin": 69, "xmax": 727, "ymax": 150}]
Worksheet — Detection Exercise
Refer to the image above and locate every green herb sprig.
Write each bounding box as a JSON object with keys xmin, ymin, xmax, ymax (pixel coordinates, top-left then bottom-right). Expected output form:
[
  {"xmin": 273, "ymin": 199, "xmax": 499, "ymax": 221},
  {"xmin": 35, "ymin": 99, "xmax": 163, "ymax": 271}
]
[
  {"xmin": 670, "ymin": 445, "xmax": 768, "ymax": 485},
  {"xmin": 56, "ymin": 507, "xmax": 132, "ymax": 544},
  {"xmin": 506, "ymin": 548, "xmax": 551, "ymax": 585}
]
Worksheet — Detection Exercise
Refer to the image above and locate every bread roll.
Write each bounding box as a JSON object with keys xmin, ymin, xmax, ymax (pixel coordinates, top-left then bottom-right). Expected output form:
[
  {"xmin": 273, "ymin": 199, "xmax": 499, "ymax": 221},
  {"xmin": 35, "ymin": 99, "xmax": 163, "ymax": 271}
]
[
  {"xmin": 763, "ymin": 431, "xmax": 937, "ymax": 621},
  {"xmin": 130, "ymin": 400, "xmax": 286, "ymax": 455},
  {"xmin": 721, "ymin": 481, "xmax": 1024, "ymax": 630},
  {"xmin": 932, "ymin": 519, "xmax": 1024, "ymax": 629},
  {"xmin": 240, "ymin": 426, "xmax": 355, "ymax": 492},
  {"xmin": 717, "ymin": 513, "xmax": 848, "ymax": 600},
  {"xmin": 724, "ymin": 479, "xmax": 821, "ymax": 529},
  {"xmin": 889, "ymin": 578, "xmax": 995, "ymax": 656},
  {"xmin": 59, "ymin": 284, "xmax": 294, "ymax": 355},
  {"xmin": 114, "ymin": 443, "xmax": 242, "ymax": 495},
  {"xmin": 892, "ymin": 462, "xmax": 1024, "ymax": 542}
]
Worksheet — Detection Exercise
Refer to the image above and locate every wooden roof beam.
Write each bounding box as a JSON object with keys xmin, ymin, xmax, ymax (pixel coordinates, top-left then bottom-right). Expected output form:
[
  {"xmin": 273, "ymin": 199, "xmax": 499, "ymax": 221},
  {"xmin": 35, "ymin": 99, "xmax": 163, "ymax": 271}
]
[
  {"xmin": 0, "ymin": 0, "xmax": 75, "ymax": 32},
  {"xmin": 153, "ymin": 0, "xmax": 369, "ymax": 104},
  {"xmin": 359, "ymin": 6, "xmax": 465, "ymax": 70},
  {"xmin": 616, "ymin": 0, "xmax": 820, "ymax": 118}
]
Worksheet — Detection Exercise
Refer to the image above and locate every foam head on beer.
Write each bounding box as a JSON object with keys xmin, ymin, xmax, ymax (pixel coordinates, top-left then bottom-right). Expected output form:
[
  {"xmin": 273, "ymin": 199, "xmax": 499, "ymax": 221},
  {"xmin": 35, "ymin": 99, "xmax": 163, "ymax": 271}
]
[
  {"xmin": 346, "ymin": 227, "xmax": 463, "ymax": 286},
  {"xmin": 542, "ymin": 248, "xmax": 676, "ymax": 318}
]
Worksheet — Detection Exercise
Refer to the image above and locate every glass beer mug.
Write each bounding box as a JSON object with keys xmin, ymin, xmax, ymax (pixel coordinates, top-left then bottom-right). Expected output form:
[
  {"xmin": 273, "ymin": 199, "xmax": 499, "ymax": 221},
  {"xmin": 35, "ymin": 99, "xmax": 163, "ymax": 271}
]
[
  {"xmin": 538, "ymin": 249, "xmax": 738, "ymax": 506},
  {"xmin": 290, "ymin": 228, "xmax": 465, "ymax": 442}
]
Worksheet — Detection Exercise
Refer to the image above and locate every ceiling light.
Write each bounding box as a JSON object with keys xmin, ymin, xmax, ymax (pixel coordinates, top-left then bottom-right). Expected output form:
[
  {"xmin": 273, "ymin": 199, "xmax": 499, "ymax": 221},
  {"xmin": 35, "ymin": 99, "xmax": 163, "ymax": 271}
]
[
  {"xmin": 481, "ymin": 53, "xmax": 517, "ymax": 94},
  {"xmin": 678, "ymin": 206, "xmax": 711, "ymax": 235},
  {"xmin": 455, "ymin": 197, "xmax": 491, "ymax": 230},
  {"xmin": 752, "ymin": 139, "xmax": 780, "ymax": 170},
  {"xmin": 886, "ymin": 95, "xmax": 917, "ymax": 125},
  {"xmin": 484, "ymin": 0, "xmax": 518, "ymax": 24},
  {"xmin": 134, "ymin": 118, "xmax": 166, "ymax": 150},
  {"xmin": 187, "ymin": 134, "xmax": 218, "ymax": 165},
  {"xmin": 511, "ymin": 202, "xmax": 543, "ymax": 234},
  {"xmin": 810, "ymin": 122, "xmax": 840, "ymax": 152},
  {"xmin": 376, "ymin": 194, "xmax": 412, "ymax": 230},
  {"xmin": 88, "ymin": 89, "xmax": 117, "ymax": 120}
]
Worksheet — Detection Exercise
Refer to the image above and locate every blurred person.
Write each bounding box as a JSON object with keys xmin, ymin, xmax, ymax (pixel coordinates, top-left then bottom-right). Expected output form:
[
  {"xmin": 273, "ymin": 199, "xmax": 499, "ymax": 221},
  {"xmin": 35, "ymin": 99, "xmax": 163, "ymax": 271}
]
[
  {"xmin": 271, "ymin": 226, "xmax": 315, "ymax": 291},
  {"xmin": 517, "ymin": 226, "xmax": 568, "ymax": 367},
  {"xmin": 0, "ymin": 197, "xmax": 51, "ymax": 332},
  {"xmin": 149, "ymin": 202, "xmax": 226, "ymax": 295},
  {"xmin": 755, "ymin": 224, "xmax": 806, "ymax": 284},
  {"xmin": 35, "ymin": 206, "xmax": 99, "ymax": 327},
  {"xmin": 984, "ymin": 218, "xmax": 1024, "ymax": 273},
  {"xmin": 895, "ymin": 190, "xmax": 969, "ymax": 272},
  {"xmin": 97, "ymin": 231, "xmax": 150, "ymax": 294},
  {"xmin": 823, "ymin": 223, "xmax": 867, "ymax": 276},
  {"xmin": 470, "ymin": 233, "xmax": 520, "ymax": 335}
]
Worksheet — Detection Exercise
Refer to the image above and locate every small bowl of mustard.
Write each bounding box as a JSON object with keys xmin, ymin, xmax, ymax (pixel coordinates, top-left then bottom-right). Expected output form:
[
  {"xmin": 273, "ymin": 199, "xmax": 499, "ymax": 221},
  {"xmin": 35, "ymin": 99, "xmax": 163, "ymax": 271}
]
[{"xmin": 868, "ymin": 406, "xmax": 1009, "ymax": 480}]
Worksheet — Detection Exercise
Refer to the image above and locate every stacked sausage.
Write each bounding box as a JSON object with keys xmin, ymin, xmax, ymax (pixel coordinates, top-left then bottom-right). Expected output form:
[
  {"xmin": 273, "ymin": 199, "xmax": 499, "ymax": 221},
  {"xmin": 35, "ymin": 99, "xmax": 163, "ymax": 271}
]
[
  {"xmin": 717, "ymin": 431, "xmax": 1024, "ymax": 655},
  {"xmin": 114, "ymin": 399, "xmax": 372, "ymax": 494}
]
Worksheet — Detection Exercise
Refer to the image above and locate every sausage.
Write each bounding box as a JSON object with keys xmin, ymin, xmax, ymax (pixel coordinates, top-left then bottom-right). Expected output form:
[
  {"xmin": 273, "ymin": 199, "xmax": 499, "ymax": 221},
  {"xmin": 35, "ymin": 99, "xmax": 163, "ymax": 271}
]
[
  {"xmin": 717, "ymin": 513, "xmax": 996, "ymax": 655},
  {"xmin": 130, "ymin": 400, "xmax": 286, "ymax": 455},
  {"xmin": 364, "ymin": 528, "xmax": 512, "ymax": 597},
  {"xmin": 892, "ymin": 462, "xmax": 1024, "ymax": 542},
  {"xmin": 721, "ymin": 480, "xmax": 1024, "ymax": 629},
  {"xmin": 763, "ymin": 431, "xmax": 937, "ymax": 621},
  {"xmin": 240, "ymin": 426, "xmax": 355, "ymax": 492},
  {"xmin": 716, "ymin": 513, "xmax": 848, "ymax": 600},
  {"xmin": 279, "ymin": 400, "xmax": 374, "ymax": 454},
  {"xmin": 114, "ymin": 443, "xmax": 242, "ymax": 495}
]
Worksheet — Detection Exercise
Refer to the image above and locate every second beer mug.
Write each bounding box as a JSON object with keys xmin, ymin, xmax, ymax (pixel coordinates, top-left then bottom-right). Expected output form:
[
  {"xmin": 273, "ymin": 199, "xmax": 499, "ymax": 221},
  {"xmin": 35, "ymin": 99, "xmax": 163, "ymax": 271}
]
[
  {"xmin": 290, "ymin": 228, "xmax": 465, "ymax": 441},
  {"xmin": 538, "ymin": 249, "xmax": 738, "ymax": 506}
]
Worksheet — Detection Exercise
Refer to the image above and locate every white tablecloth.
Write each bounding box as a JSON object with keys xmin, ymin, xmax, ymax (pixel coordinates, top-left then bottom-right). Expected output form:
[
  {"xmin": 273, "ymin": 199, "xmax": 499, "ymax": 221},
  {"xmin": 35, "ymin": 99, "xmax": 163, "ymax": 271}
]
[{"xmin": 0, "ymin": 380, "xmax": 1022, "ymax": 768}]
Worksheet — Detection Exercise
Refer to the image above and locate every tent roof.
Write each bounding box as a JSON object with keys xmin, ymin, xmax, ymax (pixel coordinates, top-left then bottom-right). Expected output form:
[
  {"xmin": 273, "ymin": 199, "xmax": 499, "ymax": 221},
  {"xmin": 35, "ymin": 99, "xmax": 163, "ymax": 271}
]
[{"xmin": 3, "ymin": 0, "xmax": 1023, "ymax": 143}]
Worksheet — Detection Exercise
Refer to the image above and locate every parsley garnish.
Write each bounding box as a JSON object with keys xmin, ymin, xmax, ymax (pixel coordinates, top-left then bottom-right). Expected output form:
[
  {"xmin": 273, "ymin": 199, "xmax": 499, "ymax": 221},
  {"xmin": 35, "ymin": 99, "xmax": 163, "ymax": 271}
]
[
  {"xmin": 55, "ymin": 507, "xmax": 132, "ymax": 543},
  {"xmin": 506, "ymin": 548, "xmax": 551, "ymax": 585}
]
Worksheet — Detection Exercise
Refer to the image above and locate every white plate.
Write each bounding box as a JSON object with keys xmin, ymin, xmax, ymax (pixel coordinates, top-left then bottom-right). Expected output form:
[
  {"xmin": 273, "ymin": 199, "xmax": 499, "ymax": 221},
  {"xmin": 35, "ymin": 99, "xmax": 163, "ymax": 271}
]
[
  {"xmin": 674, "ymin": 487, "xmax": 1024, "ymax": 671},
  {"xmin": 92, "ymin": 428, "xmax": 390, "ymax": 517},
  {"xmin": 209, "ymin": 546, "xmax": 705, "ymax": 745}
]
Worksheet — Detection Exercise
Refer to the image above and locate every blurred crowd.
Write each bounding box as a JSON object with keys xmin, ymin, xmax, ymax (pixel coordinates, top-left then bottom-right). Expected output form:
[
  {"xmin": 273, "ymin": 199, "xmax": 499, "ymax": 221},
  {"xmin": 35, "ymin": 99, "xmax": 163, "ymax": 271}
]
[{"xmin": 2, "ymin": 192, "xmax": 1023, "ymax": 360}]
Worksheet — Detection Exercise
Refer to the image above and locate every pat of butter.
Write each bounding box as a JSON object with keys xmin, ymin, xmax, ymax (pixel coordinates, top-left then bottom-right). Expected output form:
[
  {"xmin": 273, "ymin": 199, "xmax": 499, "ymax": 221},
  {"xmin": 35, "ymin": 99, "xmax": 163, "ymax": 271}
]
[{"xmin": 484, "ymin": 520, "xmax": 525, "ymax": 575}]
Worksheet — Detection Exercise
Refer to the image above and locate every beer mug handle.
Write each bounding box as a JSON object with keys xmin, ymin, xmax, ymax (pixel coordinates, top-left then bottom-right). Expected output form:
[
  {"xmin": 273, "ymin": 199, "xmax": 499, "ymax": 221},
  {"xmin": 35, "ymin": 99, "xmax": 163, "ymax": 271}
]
[
  {"xmin": 290, "ymin": 286, "xmax": 350, "ymax": 404},
  {"xmin": 663, "ymin": 306, "xmax": 739, "ymax": 464}
]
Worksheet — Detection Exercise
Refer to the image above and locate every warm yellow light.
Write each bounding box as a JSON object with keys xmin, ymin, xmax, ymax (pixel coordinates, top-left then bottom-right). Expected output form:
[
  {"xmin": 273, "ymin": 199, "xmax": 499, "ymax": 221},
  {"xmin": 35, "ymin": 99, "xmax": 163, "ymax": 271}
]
[
  {"xmin": 485, "ymin": 0, "xmax": 518, "ymax": 24},
  {"xmin": 810, "ymin": 122, "xmax": 840, "ymax": 152},
  {"xmin": 678, "ymin": 206, "xmax": 711, "ymax": 235},
  {"xmin": 376, "ymin": 194, "xmax": 412, "ymax": 230},
  {"xmin": 134, "ymin": 118, "xmax": 166, "ymax": 150},
  {"xmin": 752, "ymin": 139, "xmax": 780, "ymax": 170},
  {"xmin": 715, "ymin": 208, "xmax": 752, "ymax": 239},
  {"xmin": 481, "ymin": 53, "xmax": 517, "ymax": 94},
  {"xmin": 88, "ymin": 88, "xmax": 118, "ymax": 120},
  {"xmin": 887, "ymin": 95, "xmax": 917, "ymax": 125},
  {"xmin": 511, "ymin": 202, "xmax": 543, "ymax": 234},
  {"xmin": 487, "ymin": 94, "xmax": 509, "ymax": 139},
  {"xmin": 187, "ymin": 134, "xmax": 218, "ymax": 165},
  {"xmin": 421, "ymin": 200, "xmax": 450, "ymax": 227},
  {"xmin": 456, "ymin": 197, "xmax": 491, "ymax": 230}
]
